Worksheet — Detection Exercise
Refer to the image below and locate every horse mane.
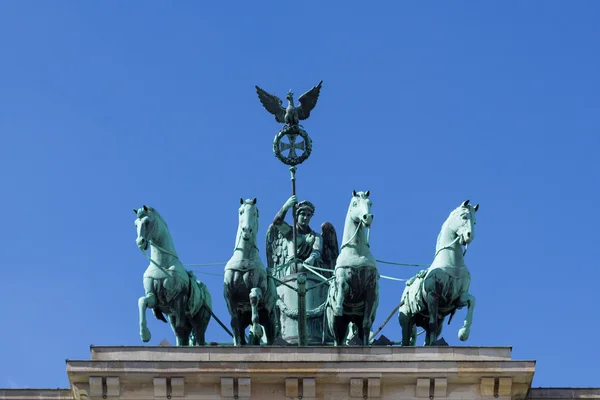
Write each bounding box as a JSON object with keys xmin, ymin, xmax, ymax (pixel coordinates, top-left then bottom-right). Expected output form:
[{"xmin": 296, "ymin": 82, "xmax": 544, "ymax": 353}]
[{"xmin": 146, "ymin": 206, "xmax": 169, "ymax": 229}]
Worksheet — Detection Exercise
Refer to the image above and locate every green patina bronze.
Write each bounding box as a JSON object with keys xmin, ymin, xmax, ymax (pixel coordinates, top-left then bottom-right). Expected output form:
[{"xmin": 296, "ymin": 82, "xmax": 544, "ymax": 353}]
[
  {"xmin": 266, "ymin": 195, "xmax": 338, "ymax": 345},
  {"xmin": 134, "ymin": 205, "xmax": 212, "ymax": 346},
  {"xmin": 326, "ymin": 190, "xmax": 379, "ymax": 346},
  {"xmin": 398, "ymin": 200, "xmax": 479, "ymax": 346},
  {"xmin": 255, "ymin": 81, "xmax": 322, "ymax": 129},
  {"xmin": 127, "ymin": 82, "xmax": 486, "ymax": 349},
  {"xmin": 257, "ymin": 80, "xmax": 335, "ymax": 346},
  {"xmin": 223, "ymin": 198, "xmax": 278, "ymax": 346},
  {"xmin": 255, "ymin": 81, "xmax": 322, "ymax": 167}
]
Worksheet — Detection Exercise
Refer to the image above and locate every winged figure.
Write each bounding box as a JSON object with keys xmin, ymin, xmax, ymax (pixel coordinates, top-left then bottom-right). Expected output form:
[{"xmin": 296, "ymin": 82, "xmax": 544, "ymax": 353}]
[
  {"xmin": 265, "ymin": 195, "xmax": 338, "ymax": 344},
  {"xmin": 255, "ymin": 81, "xmax": 323, "ymax": 126},
  {"xmin": 267, "ymin": 221, "xmax": 338, "ymax": 279},
  {"xmin": 265, "ymin": 195, "xmax": 338, "ymax": 280}
]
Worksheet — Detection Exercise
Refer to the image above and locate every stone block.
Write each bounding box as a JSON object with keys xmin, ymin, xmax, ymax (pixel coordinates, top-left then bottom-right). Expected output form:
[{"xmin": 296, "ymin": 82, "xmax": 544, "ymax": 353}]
[
  {"xmin": 285, "ymin": 379, "xmax": 299, "ymax": 398},
  {"xmin": 434, "ymin": 378, "xmax": 447, "ymax": 398},
  {"xmin": 367, "ymin": 378, "xmax": 381, "ymax": 398},
  {"xmin": 238, "ymin": 378, "xmax": 251, "ymax": 400},
  {"xmin": 220, "ymin": 378, "xmax": 234, "ymax": 399},
  {"xmin": 153, "ymin": 378, "xmax": 167, "ymax": 398},
  {"xmin": 88, "ymin": 377, "xmax": 103, "ymax": 398},
  {"xmin": 416, "ymin": 378, "xmax": 431, "ymax": 398},
  {"xmin": 350, "ymin": 378, "xmax": 364, "ymax": 398},
  {"xmin": 105, "ymin": 377, "xmax": 120, "ymax": 398},
  {"xmin": 498, "ymin": 378, "xmax": 512, "ymax": 397},
  {"xmin": 303, "ymin": 378, "xmax": 316, "ymax": 399},
  {"xmin": 170, "ymin": 378, "xmax": 184, "ymax": 398},
  {"xmin": 481, "ymin": 378, "xmax": 495, "ymax": 397}
]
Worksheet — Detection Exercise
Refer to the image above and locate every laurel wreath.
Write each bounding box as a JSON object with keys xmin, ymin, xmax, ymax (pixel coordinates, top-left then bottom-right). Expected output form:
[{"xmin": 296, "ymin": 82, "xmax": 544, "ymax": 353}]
[
  {"xmin": 272, "ymin": 125, "xmax": 312, "ymax": 166},
  {"xmin": 276, "ymin": 298, "xmax": 326, "ymax": 319}
]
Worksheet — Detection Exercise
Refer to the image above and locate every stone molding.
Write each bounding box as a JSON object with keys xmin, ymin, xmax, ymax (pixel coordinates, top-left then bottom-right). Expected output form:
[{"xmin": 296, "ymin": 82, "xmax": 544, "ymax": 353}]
[
  {"xmin": 2, "ymin": 347, "xmax": 598, "ymax": 400},
  {"xmin": 64, "ymin": 346, "xmax": 535, "ymax": 400}
]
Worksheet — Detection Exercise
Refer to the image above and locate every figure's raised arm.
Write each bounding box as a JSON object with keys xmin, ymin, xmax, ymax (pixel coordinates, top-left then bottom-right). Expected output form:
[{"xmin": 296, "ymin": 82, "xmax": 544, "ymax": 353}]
[{"xmin": 272, "ymin": 195, "xmax": 298, "ymax": 236}]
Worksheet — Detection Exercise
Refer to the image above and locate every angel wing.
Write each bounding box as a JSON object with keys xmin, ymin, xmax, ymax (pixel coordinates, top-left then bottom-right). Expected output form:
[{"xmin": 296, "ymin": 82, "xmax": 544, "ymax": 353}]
[
  {"xmin": 296, "ymin": 80, "xmax": 323, "ymax": 120},
  {"xmin": 266, "ymin": 223, "xmax": 289, "ymax": 280},
  {"xmin": 255, "ymin": 86, "xmax": 286, "ymax": 123},
  {"xmin": 320, "ymin": 221, "xmax": 339, "ymax": 278}
]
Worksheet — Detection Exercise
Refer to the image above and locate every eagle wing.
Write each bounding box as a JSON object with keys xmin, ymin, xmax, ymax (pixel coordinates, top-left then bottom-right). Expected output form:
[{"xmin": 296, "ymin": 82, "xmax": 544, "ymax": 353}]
[
  {"xmin": 266, "ymin": 223, "xmax": 289, "ymax": 280},
  {"xmin": 296, "ymin": 80, "xmax": 323, "ymax": 120},
  {"xmin": 320, "ymin": 221, "xmax": 339, "ymax": 279},
  {"xmin": 255, "ymin": 86, "xmax": 286, "ymax": 123}
]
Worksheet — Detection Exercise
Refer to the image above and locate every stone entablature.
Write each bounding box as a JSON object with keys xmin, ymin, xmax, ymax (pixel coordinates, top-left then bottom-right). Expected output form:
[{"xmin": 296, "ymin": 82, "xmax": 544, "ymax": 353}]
[
  {"xmin": 0, "ymin": 390, "xmax": 71, "ymax": 400},
  {"xmin": 67, "ymin": 346, "xmax": 533, "ymax": 400},
  {"xmin": 528, "ymin": 388, "xmax": 600, "ymax": 399},
  {"xmin": 1, "ymin": 347, "xmax": 598, "ymax": 400}
]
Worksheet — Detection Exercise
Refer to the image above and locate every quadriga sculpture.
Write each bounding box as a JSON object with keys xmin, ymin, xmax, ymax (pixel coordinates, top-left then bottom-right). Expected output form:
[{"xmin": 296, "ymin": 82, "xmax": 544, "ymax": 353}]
[
  {"xmin": 326, "ymin": 190, "xmax": 379, "ymax": 346},
  {"xmin": 398, "ymin": 200, "xmax": 479, "ymax": 346},
  {"xmin": 134, "ymin": 205, "xmax": 212, "ymax": 346},
  {"xmin": 223, "ymin": 198, "xmax": 278, "ymax": 346}
]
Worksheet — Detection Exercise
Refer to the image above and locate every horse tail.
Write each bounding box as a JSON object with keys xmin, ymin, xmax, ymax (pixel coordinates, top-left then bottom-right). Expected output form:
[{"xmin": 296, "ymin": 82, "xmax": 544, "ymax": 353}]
[
  {"xmin": 153, "ymin": 307, "xmax": 168, "ymax": 323},
  {"xmin": 447, "ymin": 308, "xmax": 456, "ymax": 325}
]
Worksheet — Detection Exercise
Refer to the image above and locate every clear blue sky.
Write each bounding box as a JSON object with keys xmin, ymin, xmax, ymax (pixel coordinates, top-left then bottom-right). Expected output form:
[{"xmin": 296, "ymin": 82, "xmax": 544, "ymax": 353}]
[{"xmin": 0, "ymin": 1, "xmax": 598, "ymax": 389}]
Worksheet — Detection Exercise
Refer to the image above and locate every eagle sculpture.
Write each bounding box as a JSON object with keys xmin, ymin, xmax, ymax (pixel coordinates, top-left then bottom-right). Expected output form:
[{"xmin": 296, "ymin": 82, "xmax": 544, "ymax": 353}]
[{"xmin": 255, "ymin": 80, "xmax": 323, "ymax": 126}]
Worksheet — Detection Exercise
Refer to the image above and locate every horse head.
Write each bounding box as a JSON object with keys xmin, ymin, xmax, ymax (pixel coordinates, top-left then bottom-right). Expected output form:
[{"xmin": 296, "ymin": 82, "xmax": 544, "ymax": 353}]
[
  {"xmin": 449, "ymin": 200, "xmax": 479, "ymax": 246},
  {"xmin": 349, "ymin": 190, "xmax": 374, "ymax": 228},
  {"xmin": 133, "ymin": 205, "xmax": 157, "ymax": 251},
  {"xmin": 238, "ymin": 197, "xmax": 259, "ymax": 244}
]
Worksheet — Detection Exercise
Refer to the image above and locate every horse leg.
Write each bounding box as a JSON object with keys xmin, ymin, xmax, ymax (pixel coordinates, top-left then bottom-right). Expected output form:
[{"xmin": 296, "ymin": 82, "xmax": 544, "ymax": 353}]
[
  {"xmin": 239, "ymin": 313, "xmax": 249, "ymax": 346},
  {"xmin": 168, "ymin": 312, "xmax": 188, "ymax": 346},
  {"xmin": 333, "ymin": 268, "xmax": 349, "ymax": 316},
  {"xmin": 224, "ymin": 272, "xmax": 243, "ymax": 346},
  {"xmin": 259, "ymin": 308, "xmax": 276, "ymax": 345},
  {"xmin": 362, "ymin": 279, "xmax": 379, "ymax": 346},
  {"xmin": 230, "ymin": 306, "xmax": 243, "ymax": 346},
  {"xmin": 190, "ymin": 308, "xmax": 209, "ymax": 346},
  {"xmin": 138, "ymin": 277, "xmax": 156, "ymax": 342},
  {"xmin": 398, "ymin": 305, "xmax": 415, "ymax": 347},
  {"xmin": 249, "ymin": 288, "xmax": 264, "ymax": 345},
  {"xmin": 425, "ymin": 292, "xmax": 439, "ymax": 346},
  {"xmin": 458, "ymin": 292, "xmax": 476, "ymax": 341},
  {"xmin": 333, "ymin": 316, "xmax": 349, "ymax": 346},
  {"xmin": 434, "ymin": 317, "xmax": 444, "ymax": 343},
  {"xmin": 189, "ymin": 286, "xmax": 211, "ymax": 347},
  {"xmin": 355, "ymin": 319, "xmax": 366, "ymax": 346},
  {"xmin": 170, "ymin": 294, "xmax": 191, "ymax": 346},
  {"xmin": 167, "ymin": 315, "xmax": 179, "ymax": 345}
]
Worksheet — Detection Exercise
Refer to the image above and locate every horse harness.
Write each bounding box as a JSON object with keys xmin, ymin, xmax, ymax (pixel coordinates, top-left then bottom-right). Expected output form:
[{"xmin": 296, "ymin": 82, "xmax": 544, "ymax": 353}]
[{"xmin": 140, "ymin": 240, "xmax": 234, "ymax": 338}]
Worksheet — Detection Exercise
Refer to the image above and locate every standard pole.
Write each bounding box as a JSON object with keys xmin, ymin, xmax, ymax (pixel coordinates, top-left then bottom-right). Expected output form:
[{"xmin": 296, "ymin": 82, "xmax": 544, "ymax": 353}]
[
  {"xmin": 289, "ymin": 165, "xmax": 307, "ymax": 346},
  {"xmin": 297, "ymin": 273, "xmax": 307, "ymax": 346},
  {"xmin": 289, "ymin": 166, "xmax": 298, "ymax": 273}
]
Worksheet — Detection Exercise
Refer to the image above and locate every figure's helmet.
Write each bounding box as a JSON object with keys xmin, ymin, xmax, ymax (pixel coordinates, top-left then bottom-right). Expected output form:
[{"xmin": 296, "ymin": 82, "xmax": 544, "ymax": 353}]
[
  {"xmin": 295, "ymin": 200, "xmax": 315, "ymax": 218},
  {"xmin": 286, "ymin": 90, "xmax": 294, "ymax": 101}
]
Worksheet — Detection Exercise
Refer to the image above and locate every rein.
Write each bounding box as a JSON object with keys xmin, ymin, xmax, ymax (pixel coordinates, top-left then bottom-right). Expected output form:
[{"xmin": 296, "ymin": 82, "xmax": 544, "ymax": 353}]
[
  {"xmin": 139, "ymin": 240, "xmax": 178, "ymax": 272},
  {"xmin": 340, "ymin": 219, "xmax": 370, "ymax": 249}
]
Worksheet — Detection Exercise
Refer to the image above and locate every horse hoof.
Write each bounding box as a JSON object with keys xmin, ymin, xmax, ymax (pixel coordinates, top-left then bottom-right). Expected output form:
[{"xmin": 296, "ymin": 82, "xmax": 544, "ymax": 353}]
[
  {"xmin": 458, "ymin": 327, "xmax": 470, "ymax": 341},
  {"xmin": 140, "ymin": 327, "xmax": 152, "ymax": 342}
]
